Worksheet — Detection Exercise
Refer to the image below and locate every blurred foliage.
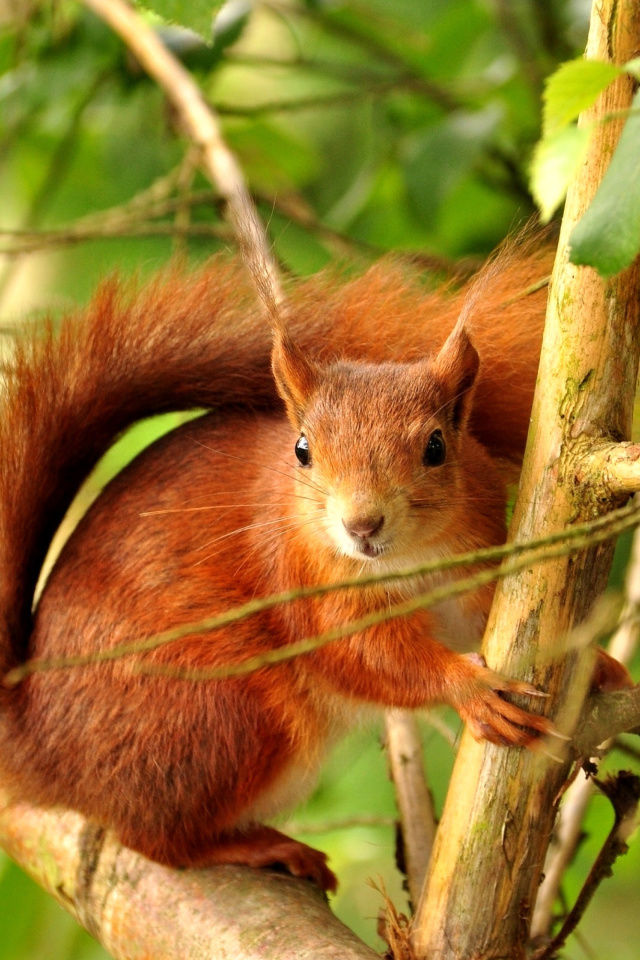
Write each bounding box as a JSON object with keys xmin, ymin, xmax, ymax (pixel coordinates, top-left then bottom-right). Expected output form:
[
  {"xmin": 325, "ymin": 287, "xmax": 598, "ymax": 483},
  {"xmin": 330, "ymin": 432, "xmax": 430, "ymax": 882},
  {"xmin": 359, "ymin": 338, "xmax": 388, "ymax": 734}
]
[{"xmin": 0, "ymin": 0, "xmax": 638, "ymax": 957}]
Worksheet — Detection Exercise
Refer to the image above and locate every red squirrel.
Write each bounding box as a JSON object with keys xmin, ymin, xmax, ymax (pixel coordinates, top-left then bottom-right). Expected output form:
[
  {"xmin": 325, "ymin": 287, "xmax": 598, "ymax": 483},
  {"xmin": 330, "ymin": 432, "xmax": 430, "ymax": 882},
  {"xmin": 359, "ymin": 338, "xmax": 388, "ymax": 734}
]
[{"xmin": 0, "ymin": 249, "xmax": 628, "ymax": 892}]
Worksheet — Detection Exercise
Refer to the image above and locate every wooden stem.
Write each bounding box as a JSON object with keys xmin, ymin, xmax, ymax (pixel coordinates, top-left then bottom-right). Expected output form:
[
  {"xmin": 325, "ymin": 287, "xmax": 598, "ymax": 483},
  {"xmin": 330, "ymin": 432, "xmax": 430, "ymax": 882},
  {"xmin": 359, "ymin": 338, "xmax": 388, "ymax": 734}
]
[
  {"xmin": 384, "ymin": 711, "xmax": 437, "ymax": 909},
  {"xmin": 412, "ymin": 2, "xmax": 640, "ymax": 957}
]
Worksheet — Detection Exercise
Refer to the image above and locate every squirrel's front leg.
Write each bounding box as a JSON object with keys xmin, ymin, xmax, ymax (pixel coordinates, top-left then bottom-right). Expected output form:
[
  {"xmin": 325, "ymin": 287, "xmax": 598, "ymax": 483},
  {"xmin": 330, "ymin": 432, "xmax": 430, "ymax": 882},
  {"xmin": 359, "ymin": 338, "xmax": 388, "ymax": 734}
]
[{"xmin": 307, "ymin": 613, "xmax": 553, "ymax": 749}]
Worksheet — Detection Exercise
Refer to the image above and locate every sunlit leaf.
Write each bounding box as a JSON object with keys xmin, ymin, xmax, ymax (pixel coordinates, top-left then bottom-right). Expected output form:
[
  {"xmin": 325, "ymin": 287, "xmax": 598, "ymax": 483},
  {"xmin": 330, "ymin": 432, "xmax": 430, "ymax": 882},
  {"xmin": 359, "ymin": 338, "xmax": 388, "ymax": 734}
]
[
  {"xmin": 570, "ymin": 88, "xmax": 640, "ymax": 276},
  {"xmin": 136, "ymin": 0, "xmax": 223, "ymax": 40},
  {"xmin": 530, "ymin": 125, "xmax": 589, "ymax": 222},
  {"xmin": 542, "ymin": 57, "xmax": 621, "ymax": 137}
]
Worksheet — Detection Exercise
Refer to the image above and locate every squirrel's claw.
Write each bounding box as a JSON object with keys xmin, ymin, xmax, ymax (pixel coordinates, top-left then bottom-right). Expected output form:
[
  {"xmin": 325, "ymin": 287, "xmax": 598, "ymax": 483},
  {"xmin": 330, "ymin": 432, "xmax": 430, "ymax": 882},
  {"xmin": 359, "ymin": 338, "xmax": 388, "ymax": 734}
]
[{"xmin": 456, "ymin": 653, "xmax": 563, "ymax": 750}]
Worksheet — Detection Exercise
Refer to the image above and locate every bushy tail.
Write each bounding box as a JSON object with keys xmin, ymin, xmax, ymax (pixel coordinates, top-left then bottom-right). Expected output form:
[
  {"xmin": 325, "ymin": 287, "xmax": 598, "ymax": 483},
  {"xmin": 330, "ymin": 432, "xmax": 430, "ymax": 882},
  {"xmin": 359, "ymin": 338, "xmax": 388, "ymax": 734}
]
[
  {"xmin": 0, "ymin": 259, "xmax": 275, "ymax": 673},
  {"xmin": 0, "ymin": 247, "xmax": 550, "ymax": 675}
]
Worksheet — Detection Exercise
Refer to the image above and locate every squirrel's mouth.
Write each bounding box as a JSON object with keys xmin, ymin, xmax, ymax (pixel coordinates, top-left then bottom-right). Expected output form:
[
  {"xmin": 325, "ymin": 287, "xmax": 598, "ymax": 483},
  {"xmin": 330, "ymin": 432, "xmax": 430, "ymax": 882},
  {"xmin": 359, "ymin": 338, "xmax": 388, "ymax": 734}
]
[{"xmin": 355, "ymin": 538, "xmax": 386, "ymax": 559}]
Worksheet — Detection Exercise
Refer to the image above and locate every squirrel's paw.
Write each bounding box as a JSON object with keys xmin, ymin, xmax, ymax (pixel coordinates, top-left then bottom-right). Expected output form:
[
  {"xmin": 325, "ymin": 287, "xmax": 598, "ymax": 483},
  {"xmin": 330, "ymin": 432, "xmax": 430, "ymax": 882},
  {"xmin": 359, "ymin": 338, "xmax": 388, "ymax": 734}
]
[
  {"xmin": 196, "ymin": 826, "xmax": 338, "ymax": 892},
  {"xmin": 259, "ymin": 836, "xmax": 338, "ymax": 893},
  {"xmin": 455, "ymin": 653, "xmax": 557, "ymax": 749}
]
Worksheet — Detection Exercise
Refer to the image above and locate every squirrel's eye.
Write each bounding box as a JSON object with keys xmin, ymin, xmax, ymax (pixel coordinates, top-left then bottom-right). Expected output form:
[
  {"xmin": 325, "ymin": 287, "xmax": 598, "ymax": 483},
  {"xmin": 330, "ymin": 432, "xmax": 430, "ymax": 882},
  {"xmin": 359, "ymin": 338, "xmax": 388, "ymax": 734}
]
[
  {"xmin": 423, "ymin": 430, "xmax": 446, "ymax": 467},
  {"xmin": 295, "ymin": 435, "xmax": 311, "ymax": 466}
]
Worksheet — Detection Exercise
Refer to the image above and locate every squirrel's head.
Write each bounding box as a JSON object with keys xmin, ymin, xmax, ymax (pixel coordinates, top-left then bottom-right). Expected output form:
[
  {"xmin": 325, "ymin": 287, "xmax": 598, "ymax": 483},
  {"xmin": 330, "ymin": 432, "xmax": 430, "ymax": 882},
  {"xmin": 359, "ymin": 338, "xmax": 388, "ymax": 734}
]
[{"xmin": 271, "ymin": 326, "xmax": 495, "ymax": 567}]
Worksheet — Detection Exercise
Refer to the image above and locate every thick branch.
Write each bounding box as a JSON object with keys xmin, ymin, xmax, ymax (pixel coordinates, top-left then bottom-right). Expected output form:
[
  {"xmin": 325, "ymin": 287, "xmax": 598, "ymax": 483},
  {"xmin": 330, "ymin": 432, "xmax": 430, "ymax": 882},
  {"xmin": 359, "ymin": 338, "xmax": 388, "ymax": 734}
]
[
  {"xmin": 576, "ymin": 440, "xmax": 640, "ymax": 496},
  {"xmin": 532, "ymin": 518, "xmax": 640, "ymax": 940},
  {"xmin": 412, "ymin": 2, "xmax": 640, "ymax": 958},
  {"xmin": 0, "ymin": 791, "xmax": 377, "ymax": 960},
  {"xmin": 576, "ymin": 687, "xmax": 640, "ymax": 753}
]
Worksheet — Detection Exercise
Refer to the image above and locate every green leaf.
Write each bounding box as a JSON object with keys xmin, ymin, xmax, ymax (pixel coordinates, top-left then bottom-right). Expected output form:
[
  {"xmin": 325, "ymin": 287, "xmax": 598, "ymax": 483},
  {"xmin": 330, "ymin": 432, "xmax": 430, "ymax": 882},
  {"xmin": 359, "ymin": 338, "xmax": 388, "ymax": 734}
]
[
  {"xmin": 542, "ymin": 57, "xmax": 621, "ymax": 137},
  {"xmin": 530, "ymin": 125, "xmax": 589, "ymax": 222},
  {"xmin": 136, "ymin": 0, "xmax": 223, "ymax": 40},
  {"xmin": 569, "ymin": 88, "xmax": 640, "ymax": 277}
]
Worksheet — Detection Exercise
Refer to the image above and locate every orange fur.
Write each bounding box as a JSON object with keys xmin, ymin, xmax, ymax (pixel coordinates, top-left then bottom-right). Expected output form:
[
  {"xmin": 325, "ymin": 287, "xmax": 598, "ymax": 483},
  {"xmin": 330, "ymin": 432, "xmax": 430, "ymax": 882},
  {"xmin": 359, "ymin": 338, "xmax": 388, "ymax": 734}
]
[{"xmin": 0, "ymin": 248, "xmax": 624, "ymax": 890}]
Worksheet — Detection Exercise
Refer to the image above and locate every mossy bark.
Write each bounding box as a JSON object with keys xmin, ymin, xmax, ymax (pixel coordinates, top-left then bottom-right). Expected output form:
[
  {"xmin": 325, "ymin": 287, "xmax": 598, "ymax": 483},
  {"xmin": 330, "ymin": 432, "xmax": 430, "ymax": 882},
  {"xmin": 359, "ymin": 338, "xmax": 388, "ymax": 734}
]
[
  {"xmin": 0, "ymin": 791, "xmax": 379, "ymax": 960},
  {"xmin": 412, "ymin": 2, "xmax": 640, "ymax": 957}
]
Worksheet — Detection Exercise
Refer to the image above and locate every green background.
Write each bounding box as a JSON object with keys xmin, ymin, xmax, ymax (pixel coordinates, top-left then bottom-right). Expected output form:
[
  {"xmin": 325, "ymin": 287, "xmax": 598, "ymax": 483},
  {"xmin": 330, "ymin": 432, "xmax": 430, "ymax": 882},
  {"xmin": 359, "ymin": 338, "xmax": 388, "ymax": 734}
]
[{"xmin": 0, "ymin": 0, "xmax": 638, "ymax": 956}]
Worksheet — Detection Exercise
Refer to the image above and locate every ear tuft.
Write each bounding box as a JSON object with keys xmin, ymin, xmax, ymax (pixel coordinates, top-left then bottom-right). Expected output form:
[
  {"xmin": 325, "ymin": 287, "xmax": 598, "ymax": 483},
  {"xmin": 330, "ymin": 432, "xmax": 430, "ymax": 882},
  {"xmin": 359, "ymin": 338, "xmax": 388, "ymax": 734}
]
[
  {"xmin": 432, "ymin": 325, "xmax": 480, "ymax": 429},
  {"xmin": 271, "ymin": 329, "xmax": 319, "ymax": 427}
]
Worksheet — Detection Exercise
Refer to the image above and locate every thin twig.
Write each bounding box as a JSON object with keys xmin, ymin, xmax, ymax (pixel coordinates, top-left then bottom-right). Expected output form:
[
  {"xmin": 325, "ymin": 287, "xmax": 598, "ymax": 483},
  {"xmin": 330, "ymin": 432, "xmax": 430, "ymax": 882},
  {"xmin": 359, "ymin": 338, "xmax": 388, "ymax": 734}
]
[
  {"xmin": 532, "ymin": 772, "xmax": 640, "ymax": 960},
  {"xmin": 0, "ymin": 190, "xmax": 468, "ymax": 279},
  {"xmin": 172, "ymin": 146, "xmax": 200, "ymax": 256},
  {"xmin": 6, "ymin": 498, "xmax": 640, "ymax": 687},
  {"xmin": 0, "ymin": 68, "xmax": 110, "ymax": 305},
  {"xmin": 262, "ymin": 0, "xmax": 462, "ymax": 112},
  {"xmin": 421, "ymin": 712, "xmax": 459, "ymax": 749},
  {"xmin": 531, "ymin": 512, "xmax": 640, "ymax": 939},
  {"xmin": 281, "ymin": 814, "xmax": 396, "ymax": 835},
  {"xmin": 384, "ymin": 711, "xmax": 437, "ymax": 910},
  {"xmin": 212, "ymin": 77, "xmax": 454, "ymax": 117},
  {"xmin": 0, "ymin": 222, "xmax": 230, "ymax": 256},
  {"xmin": 82, "ymin": 0, "xmax": 284, "ymax": 321}
]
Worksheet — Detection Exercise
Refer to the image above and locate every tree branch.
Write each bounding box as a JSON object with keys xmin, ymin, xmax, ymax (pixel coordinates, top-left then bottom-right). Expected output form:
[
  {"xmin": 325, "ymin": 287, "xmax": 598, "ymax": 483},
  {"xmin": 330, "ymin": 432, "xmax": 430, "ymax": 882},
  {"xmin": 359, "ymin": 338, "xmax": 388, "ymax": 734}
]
[
  {"xmin": 384, "ymin": 711, "xmax": 437, "ymax": 910},
  {"xmin": 0, "ymin": 222, "xmax": 229, "ymax": 256},
  {"xmin": 7, "ymin": 496, "xmax": 640, "ymax": 688},
  {"xmin": 575, "ymin": 686, "xmax": 640, "ymax": 754},
  {"xmin": 532, "ymin": 771, "xmax": 640, "ymax": 960},
  {"xmin": 0, "ymin": 790, "xmax": 378, "ymax": 960},
  {"xmin": 576, "ymin": 440, "xmax": 640, "ymax": 496},
  {"xmin": 412, "ymin": 1, "xmax": 640, "ymax": 956}
]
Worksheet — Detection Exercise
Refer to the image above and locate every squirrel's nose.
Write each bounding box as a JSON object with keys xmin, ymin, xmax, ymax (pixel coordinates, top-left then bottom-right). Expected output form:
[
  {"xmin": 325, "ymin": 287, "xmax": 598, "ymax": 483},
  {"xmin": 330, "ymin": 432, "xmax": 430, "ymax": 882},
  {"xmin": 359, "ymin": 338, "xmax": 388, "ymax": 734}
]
[{"xmin": 343, "ymin": 514, "xmax": 385, "ymax": 539}]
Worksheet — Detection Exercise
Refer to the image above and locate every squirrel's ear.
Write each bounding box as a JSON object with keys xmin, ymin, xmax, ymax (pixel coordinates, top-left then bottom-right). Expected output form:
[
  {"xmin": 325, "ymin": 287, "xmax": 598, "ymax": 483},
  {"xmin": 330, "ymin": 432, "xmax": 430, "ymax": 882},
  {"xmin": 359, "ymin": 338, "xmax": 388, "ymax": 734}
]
[
  {"xmin": 431, "ymin": 325, "xmax": 480, "ymax": 429},
  {"xmin": 272, "ymin": 330, "xmax": 319, "ymax": 427}
]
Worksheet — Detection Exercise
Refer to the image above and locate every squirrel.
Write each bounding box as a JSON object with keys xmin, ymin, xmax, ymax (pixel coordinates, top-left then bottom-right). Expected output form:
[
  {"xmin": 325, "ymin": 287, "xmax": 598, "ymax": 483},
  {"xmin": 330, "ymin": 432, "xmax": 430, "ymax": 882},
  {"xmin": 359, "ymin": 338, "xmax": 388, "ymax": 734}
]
[{"xmin": 0, "ymin": 248, "xmax": 631, "ymax": 892}]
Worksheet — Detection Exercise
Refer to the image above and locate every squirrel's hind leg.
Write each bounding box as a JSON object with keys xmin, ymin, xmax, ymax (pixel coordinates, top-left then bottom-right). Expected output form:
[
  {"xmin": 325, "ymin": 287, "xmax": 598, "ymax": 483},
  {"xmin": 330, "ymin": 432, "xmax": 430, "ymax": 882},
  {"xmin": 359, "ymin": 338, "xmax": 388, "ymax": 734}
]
[
  {"xmin": 120, "ymin": 823, "xmax": 337, "ymax": 891},
  {"xmin": 195, "ymin": 825, "xmax": 337, "ymax": 891}
]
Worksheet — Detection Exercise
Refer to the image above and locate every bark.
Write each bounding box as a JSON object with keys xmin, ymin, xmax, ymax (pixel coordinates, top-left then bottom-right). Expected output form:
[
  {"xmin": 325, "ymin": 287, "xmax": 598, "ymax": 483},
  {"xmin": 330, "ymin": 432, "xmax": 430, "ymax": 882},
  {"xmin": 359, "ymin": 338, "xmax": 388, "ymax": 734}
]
[
  {"xmin": 385, "ymin": 711, "xmax": 437, "ymax": 908},
  {"xmin": 0, "ymin": 790, "xmax": 378, "ymax": 960},
  {"xmin": 412, "ymin": 2, "xmax": 640, "ymax": 957}
]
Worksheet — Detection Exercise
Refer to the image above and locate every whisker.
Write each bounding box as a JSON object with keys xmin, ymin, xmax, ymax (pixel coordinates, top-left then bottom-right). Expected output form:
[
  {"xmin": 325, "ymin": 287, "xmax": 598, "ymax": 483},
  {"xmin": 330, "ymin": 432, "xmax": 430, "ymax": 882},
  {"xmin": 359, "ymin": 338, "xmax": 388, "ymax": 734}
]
[
  {"xmin": 232, "ymin": 515, "xmax": 325, "ymax": 577},
  {"xmin": 141, "ymin": 498, "xmax": 322, "ymax": 517},
  {"xmin": 409, "ymin": 497, "xmax": 511, "ymax": 508},
  {"xmin": 192, "ymin": 511, "xmax": 325, "ymax": 563},
  {"xmin": 272, "ymin": 451, "xmax": 330, "ymax": 497},
  {"xmin": 419, "ymin": 387, "xmax": 473, "ymax": 435},
  {"xmin": 196, "ymin": 514, "xmax": 324, "ymax": 570}
]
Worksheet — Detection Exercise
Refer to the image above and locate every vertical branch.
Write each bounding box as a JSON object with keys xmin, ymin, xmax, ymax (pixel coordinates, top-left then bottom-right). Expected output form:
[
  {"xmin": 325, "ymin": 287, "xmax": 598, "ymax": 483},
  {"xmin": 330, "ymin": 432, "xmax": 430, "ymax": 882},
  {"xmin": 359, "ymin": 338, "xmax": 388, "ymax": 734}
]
[
  {"xmin": 81, "ymin": 0, "xmax": 284, "ymax": 321},
  {"xmin": 412, "ymin": 2, "xmax": 640, "ymax": 958},
  {"xmin": 384, "ymin": 711, "xmax": 437, "ymax": 909},
  {"xmin": 532, "ymin": 771, "xmax": 640, "ymax": 960}
]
